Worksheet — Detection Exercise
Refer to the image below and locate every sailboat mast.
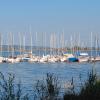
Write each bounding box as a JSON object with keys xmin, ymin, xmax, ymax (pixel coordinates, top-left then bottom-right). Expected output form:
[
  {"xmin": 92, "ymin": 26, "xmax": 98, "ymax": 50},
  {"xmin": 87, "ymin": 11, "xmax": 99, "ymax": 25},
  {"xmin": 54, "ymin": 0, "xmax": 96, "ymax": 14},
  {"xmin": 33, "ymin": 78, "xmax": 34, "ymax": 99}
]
[
  {"xmin": 7, "ymin": 33, "xmax": 10, "ymax": 57},
  {"xmin": 50, "ymin": 34, "xmax": 53, "ymax": 56},
  {"xmin": 78, "ymin": 33, "xmax": 80, "ymax": 53},
  {"xmin": 30, "ymin": 26, "xmax": 32, "ymax": 54},
  {"xmin": 22, "ymin": 33, "xmax": 25, "ymax": 55},
  {"xmin": 95, "ymin": 34, "xmax": 98, "ymax": 56},
  {"xmin": 21, "ymin": 33, "xmax": 25, "ymax": 58},
  {"xmin": 44, "ymin": 32, "xmax": 46, "ymax": 56},
  {"xmin": 10, "ymin": 32, "xmax": 14, "ymax": 57},
  {"xmin": 57, "ymin": 34, "xmax": 60, "ymax": 56},
  {"xmin": 61, "ymin": 31, "xmax": 64, "ymax": 55},
  {"xmin": 91, "ymin": 32, "xmax": 93, "ymax": 58},
  {"xmin": 35, "ymin": 32, "xmax": 37, "ymax": 55},
  {"xmin": 70, "ymin": 35, "xmax": 73, "ymax": 54},
  {"xmin": 18, "ymin": 32, "xmax": 21, "ymax": 55},
  {"xmin": 13, "ymin": 33, "xmax": 14, "ymax": 57},
  {"xmin": 0, "ymin": 33, "xmax": 2, "ymax": 57}
]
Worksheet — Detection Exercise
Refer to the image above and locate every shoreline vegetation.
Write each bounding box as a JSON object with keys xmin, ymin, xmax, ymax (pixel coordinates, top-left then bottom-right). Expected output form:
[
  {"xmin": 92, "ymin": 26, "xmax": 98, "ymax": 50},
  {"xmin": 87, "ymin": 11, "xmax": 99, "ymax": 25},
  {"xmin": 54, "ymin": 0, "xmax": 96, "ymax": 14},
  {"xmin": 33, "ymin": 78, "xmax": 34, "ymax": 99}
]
[
  {"xmin": 0, "ymin": 69, "xmax": 100, "ymax": 100},
  {"xmin": 0, "ymin": 45, "xmax": 100, "ymax": 52}
]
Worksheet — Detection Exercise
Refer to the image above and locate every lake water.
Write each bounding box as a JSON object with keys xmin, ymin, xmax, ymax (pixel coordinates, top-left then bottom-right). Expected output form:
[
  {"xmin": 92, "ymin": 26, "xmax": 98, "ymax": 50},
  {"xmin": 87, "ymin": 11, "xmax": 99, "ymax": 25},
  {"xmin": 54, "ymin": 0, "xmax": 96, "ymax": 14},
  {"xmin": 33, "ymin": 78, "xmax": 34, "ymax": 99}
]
[
  {"xmin": 0, "ymin": 50, "xmax": 100, "ymax": 97},
  {"xmin": 0, "ymin": 61, "xmax": 100, "ymax": 94}
]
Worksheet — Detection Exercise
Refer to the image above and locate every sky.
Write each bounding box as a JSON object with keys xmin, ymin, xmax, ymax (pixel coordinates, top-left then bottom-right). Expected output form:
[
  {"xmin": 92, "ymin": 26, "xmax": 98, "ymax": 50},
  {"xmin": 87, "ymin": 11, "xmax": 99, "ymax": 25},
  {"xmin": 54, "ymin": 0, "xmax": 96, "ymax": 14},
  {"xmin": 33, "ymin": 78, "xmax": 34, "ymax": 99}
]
[{"xmin": 0, "ymin": 0, "xmax": 100, "ymax": 46}]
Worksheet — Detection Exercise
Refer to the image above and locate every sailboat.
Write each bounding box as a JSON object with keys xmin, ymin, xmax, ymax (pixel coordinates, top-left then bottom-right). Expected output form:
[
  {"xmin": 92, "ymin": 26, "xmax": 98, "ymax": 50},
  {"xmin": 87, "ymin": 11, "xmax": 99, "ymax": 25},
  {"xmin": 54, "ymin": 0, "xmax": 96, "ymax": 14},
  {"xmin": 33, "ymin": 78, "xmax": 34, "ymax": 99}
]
[
  {"xmin": 47, "ymin": 33, "xmax": 59, "ymax": 63},
  {"xmin": 78, "ymin": 52, "xmax": 89, "ymax": 63},
  {"xmin": 88, "ymin": 32, "xmax": 95, "ymax": 62},
  {"xmin": 15, "ymin": 32, "xmax": 23, "ymax": 62},
  {"xmin": 22, "ymin": 33, "xmax": 30, "ymax": 62},
  {"xmin": 39, "ymin": 32, "xmax": 48, "ymax": 63},
  {"xmin": 0, "ymin": 33, "xmax": 4, "ymax": 63},
  {"xmin": 94, "ymin": 34, "xmax": 100, "ymax": 61},
  {"xmin": 59, "ymin": 32, "xmax": 67, "ymax": 62},
  {"xmin": 28, "ymin": 32, "xmax": 39, "ymax": 63},
  {"xmin": 7, "ymin": 32, "xmax": 16, "ymax": 63},
  {"xmin": 7, "ymin": 33, "xmax": 21, "ymax": 63}
]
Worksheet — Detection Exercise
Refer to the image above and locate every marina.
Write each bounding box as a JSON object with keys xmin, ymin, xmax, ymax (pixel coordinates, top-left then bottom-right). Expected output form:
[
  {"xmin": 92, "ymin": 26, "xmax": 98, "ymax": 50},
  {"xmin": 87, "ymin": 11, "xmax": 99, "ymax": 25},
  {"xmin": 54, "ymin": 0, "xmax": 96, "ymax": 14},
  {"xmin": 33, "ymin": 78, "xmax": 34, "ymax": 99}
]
[
  {"xmin": 0, "ymin": 48, "xmax": 100, "ymax": 64},
  {"xmin": 0, "ymin": 0, "xmax": 100, "ymax": 99},
  {"xmin": 0, "ymin": 58, "xmax": 100, "ymax": 95},
  {"xmin": 0, "ymin": 32, "xmax": 100, "ymax": 64}
]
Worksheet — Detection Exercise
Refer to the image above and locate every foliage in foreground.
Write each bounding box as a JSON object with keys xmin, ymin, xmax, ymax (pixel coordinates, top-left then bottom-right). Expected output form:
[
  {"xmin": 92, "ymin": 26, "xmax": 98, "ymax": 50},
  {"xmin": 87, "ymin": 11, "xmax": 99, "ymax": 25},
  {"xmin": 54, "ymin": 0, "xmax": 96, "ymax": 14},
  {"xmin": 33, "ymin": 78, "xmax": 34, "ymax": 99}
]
[
  {"xmin": 64, "ymin": 70, "xmax": 100, "ymax": 100},
  {"xmin": 0, "ymin": 70, "xmax": 100, "ymax": 100},
  {"xmin": 0, "ymin": 72, "xmax": 29, "ymax": 100},
  {"xmin": 34, "ymin": 73, "xmax": 60, "ymax": 100},
  {"xmin": 0, "ymin": 72, "xmax": 60, "ymax": 100}
]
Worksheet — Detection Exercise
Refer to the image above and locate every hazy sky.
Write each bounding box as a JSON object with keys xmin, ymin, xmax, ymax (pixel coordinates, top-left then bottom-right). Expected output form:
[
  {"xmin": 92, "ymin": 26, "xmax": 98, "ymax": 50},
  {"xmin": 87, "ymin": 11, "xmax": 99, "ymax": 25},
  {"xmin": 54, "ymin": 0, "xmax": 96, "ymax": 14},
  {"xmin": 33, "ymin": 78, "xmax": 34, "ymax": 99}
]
[{"xmin": 0, "ymin": 0, "xmax": 100, "ymax": 46}]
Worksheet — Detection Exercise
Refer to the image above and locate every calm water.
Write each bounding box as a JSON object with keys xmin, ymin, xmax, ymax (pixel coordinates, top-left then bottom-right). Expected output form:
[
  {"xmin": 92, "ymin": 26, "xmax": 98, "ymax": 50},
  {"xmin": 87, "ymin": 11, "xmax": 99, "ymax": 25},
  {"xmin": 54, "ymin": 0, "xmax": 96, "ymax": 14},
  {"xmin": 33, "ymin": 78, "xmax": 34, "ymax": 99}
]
[
  {"xmin": 0, "ymin": 50, "xmax": 100, "ymax": 96},
  {"xmin": 0, "ymin": 62, "xmax": 100, "ymax": 93}
]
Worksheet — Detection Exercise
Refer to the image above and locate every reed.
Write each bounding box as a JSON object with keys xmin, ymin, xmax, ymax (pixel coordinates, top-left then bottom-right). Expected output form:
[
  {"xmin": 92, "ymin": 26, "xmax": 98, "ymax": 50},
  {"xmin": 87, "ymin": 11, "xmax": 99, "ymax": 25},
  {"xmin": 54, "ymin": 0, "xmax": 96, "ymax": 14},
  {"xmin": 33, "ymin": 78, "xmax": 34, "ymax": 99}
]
[
  {"xmin": 34, "ymin": 73, "xmax": 60, "ymax": 100},
  {"xmin": 0, "ymin": 69, "xmax": 100, "ymax": 100},
  {"xmin": 0, "ymin": 72, "xmax": 29, "ymax": 100},
  {"xmin": 64, "ymin": 70, "xmax": 100, "ymax": 100}
]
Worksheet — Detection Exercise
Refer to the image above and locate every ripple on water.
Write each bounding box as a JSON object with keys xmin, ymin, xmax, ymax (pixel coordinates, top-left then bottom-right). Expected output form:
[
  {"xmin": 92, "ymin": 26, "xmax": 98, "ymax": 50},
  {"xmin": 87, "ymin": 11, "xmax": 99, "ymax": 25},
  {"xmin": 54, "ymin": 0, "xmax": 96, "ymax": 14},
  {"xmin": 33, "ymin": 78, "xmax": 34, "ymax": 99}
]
[{"xmin": 0, "ymin": 62, "xmax": 100, "ymax": 92}]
